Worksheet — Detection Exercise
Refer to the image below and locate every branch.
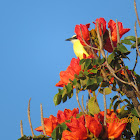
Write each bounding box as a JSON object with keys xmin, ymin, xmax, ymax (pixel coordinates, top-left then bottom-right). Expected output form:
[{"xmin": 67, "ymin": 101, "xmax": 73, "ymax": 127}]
[
  {"xmin": 40, "ymin": 104, "xmax": 47, "ymax": 136},
  {"xmin": 134, "ymin": 21, "xmax": 140, "ymax": 56},
  {"xmin": 103, "ymin": 89, "xmax": 107, "ymax": 126},
  {"xmin": 76, "ymin": 87, "xmax": 85, "ymax": 114},
  {"xmin": 116, "ymin": 19, "xmax": 120, "ymax": 43},
  {"xmin": 82, "ymin": 95, "xmax": 87, "ymax": 114},
  {"xmin": 20, "ymin": 120, "xmax": 24, "ymax": 137},
  {"xmin": 79, "ymin": 28, "xmax": 100, "ymax": 51},
  {"xmin": 28, "ymin": 98, "xmax": 34, "ymax": 137},
  {"xmin": 134, "ymin": 0, "xmax": 140, "ymax": 27}
]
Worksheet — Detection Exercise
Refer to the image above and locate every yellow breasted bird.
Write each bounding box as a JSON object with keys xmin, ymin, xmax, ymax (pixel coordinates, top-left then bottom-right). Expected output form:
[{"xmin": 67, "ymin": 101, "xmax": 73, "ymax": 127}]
[{"xmin": 66, "ymin": 35, "xmax": 91, "ymax": 60}]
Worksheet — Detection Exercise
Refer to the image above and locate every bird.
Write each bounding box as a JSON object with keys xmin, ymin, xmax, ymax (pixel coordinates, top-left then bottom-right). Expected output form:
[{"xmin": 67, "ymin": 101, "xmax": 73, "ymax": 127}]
[{"xmin": 65, "ymin": 35, "xmax": 90, "ymax": 59}]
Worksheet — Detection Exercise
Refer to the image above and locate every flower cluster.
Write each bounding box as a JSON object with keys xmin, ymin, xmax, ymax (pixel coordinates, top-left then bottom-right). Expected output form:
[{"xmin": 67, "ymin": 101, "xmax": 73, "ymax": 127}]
[
  {"xmin": 35, "ymin": 109, "xmax": 127, "ymax": 140},
  {"xmin": 35, "ymin": 108, "xmax": 79, "ymax": 136},
  {"xmin": 75, "ymin": 17, "xmax": 130, "ymax": 53}
]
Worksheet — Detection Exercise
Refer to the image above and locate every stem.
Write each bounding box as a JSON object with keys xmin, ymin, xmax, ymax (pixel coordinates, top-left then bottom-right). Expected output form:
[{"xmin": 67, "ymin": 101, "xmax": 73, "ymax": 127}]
[
  {"xmin": 28, "ymin": 98, "xmax": 34, "ymax": 137},
  {"xmin": 134, "ymin": 0, "xmax": 140, "ymax": 27},
  {"xmin": 116, "ymin": 19, "xmax": 120, "ymax": 43},
  {"xmin": 103, "ymin": 89, "xmax": 107, "ymax": 126},
  {"xmin": 20, "ymin": 120, "xmax": 24, "ymax": 137},
  {"xmin": 76, "ymin": 87, "xmax": 85, "ymax": 114},
  {"xmin": 40, "ymin": 104, "xmax": 47, "ymax": 136}
]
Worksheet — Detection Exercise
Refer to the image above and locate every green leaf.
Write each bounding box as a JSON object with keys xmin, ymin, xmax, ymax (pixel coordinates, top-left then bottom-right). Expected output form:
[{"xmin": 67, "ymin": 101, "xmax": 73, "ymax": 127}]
[
  {"xmin": 84, "ymin": 71, "xmax": 89, "ymax": 76},
  {"xmin": 131, "ymin": 108, "xmax": 139, "ymax": 117},
  {"xmin": 109, "ymin": 95, "xmax": 119, "ymax": 110},
  {"xmin": 59, "ymin": 123, "xmax": 67, "ymax": 133},
  {"xmin": 98, "ymin": 58, "xmax": 105, "ymax": 65},
  {"xmin": 88, "ymin": 97, "xmax": 100, "ymax": 115},
  {"xmin": 131, "ymin": 116, "xmax": 139, "ymax": 136},
  {"xmin": 88, "ymin": 84, "xmax": 99, "ymax": 91},
  {"xmin": 90, "ymin": 68, "xmax": 98, "ymax": 73},
  {"xmin": 117, "ymin": 44, "xmax": 129, "ymax": 53},
  {"xmin": 52, "ymin": 126, "xmax": 59, "ymax": 140},
  {"xmin": 92, "ymin": 58, "xmax": 98, "ymax": 66},
  {"xmin": 121, "ymin": 39, "xmax": 133, "ymax": 45},
  {"xmin": 104, "ymin": 87, "xmax": 112, "ymax": 95},
  {"xmin": 66, "ymin": 83, "xmax": 72, "ymax": 94},
  {"xmin": 73, "ymin": 78, "xmax": 77, "ymax": 85},
  {"xmin": 79, "ymin": 59, "xmax": 85, "ymax": 65},
  {"xmin": 107, "ymin": 52, "xmax": 115, "ymax": 64},
  {"xmin": 124, "ymin": 36, "xmax": 136, "ymax": 42},
  {"xmin": 85, "ymin": 59, "xmax": 91, "ymax": 68},
  {"xmin": 53, "ymin": 93, "xmax": 62, "ymax": 106},
  {"xmin": 97, "ymin": 76, "xmax": 103, "ymax": 84},
  {"xmin": 87, "ymin": 78, "xmax": 97, "ymax": 86},
  {"xmin": 114, "ymin": 100, "xmax": 122, "ymax": 112}
]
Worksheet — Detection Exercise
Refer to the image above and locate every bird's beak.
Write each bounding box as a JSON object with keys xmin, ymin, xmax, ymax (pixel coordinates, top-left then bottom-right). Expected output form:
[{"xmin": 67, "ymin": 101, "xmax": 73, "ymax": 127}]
[{"xmin": 65, "ymin": 38, "xmax": 72, "ymax": 41}]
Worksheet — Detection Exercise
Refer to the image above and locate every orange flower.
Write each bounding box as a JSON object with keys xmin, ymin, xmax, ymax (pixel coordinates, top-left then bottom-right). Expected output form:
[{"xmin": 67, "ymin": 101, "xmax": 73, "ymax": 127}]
[
  {"xmin": 93, "ymin": 17, "xmax": 106, "ymax": 36},
  {"xmin": 108, "ymin": 19, "xmax": 130, "ymax": 42},
  {"xmin": 62, "ymin": 115, "xmax": 88, "ymax": 140},
  {"xmin": 75, "ymin": 24, "xmax": 90, "ymax": 46},
  {"xmin": 55, "ymin": 58, "xmax": 81, "ymax": 87},
  {"xmin": 85, "ymin": 115, "xmax": 102, "ymax": 138},
  {"xmin": 104, "ymin": 38, "xmax": 117, "ymax": 53},
  {"xmin": 35, "ymin": 115, "xmax": 58, "ymax": 137},
  {"xmin": 57, "ymin": 108, "xmax": 79, "ymax": 124},
  {"xmin": 97, "ymin": 109, "xmax": 127, "ymax": 140}
]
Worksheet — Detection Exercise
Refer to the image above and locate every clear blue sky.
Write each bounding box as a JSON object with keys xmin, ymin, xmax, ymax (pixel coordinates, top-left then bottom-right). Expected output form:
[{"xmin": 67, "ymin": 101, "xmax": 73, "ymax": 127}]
[{"xmin": 0, "ymin": 0, "xmax": 140, "ymax": 139}]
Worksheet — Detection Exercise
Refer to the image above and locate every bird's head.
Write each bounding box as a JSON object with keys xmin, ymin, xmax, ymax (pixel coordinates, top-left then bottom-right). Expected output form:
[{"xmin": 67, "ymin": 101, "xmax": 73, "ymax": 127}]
[{"xmin": 65, "ymin": 35, "xmax": 78, "ymax": 44}]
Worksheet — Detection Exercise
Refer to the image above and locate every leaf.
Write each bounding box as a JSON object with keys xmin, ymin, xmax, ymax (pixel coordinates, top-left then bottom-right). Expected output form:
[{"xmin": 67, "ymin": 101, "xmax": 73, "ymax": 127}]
[
  {"xmin": 59, "ymin": 123, "xmax": 67, "ymax": 133},
  {"xmin": 131, "ymin": 116, "xmax": 139, "ymax": 136},
  {"xmin": 121, "ymin": 39, "xmax": 133, "ymax": 45},
  {"xmin": 117, "ymin": 44, "xmax": 129, "ymax": 53},
  {"xmin": 107, "ymin": 52, "xmax": 115, "ymax": 64},
  {"xmin": 51, "ymin": 125, "xmax": 59, "ymax": 140},
  {"xmin": 114, "ymin": 100, "xmax": 122, "ymax": 112},
  {"xmin": 87, "ymin": 78, "xmax": 97, "ymax": 86},
  {"xmin": 84, "ymin": 71, "xmax": 89, "ymax": 76},
  {"xmin": 85, "ymin": 59, "xmax": 91, "ymax": 68},
  {"xmin": 109, "ymin": 95, "xmax": 119, "ymax": 110},
  {"xmin": 124, "ymin": 36, "xmax": 136, "ymax": 42},
  {"xmin": 98, "ymin": 58, "xmax": 105, "ymax": 65},
  {"xmin": 90, "ymin": 68, "xmax": 98, "ymax": 73},
  {"xmin": 73, "ymin": 78, "xmax": 77, "ymax": 85},
  {"xmin": 92, "ymin": 58, "xmax": 98, "ymax": 66},
  {"xmin": 104, "ymin": 87, "xmax": 112, "ymax": 95},
  {"xmin": 53, "ymin": 93, "xmax": 62, "ymax": 106},
  {"xmin": 79, "ymin": 59, "xmax": 85, "ymax": 65},
  {"xmin": 131, "ymin": 108, "xmax": 139, "ymax": 117},
  {"xmin": 88, "ymin": 97, "xmax": 100, "ymax": 115},
  {"xmin": 97, "ymin": 76, "xmax": 103, "ymax": 84}
]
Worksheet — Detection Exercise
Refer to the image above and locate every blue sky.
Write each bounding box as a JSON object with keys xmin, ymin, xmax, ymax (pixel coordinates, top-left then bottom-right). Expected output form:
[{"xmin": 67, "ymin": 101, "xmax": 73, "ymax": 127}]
[{"xmin": 0, "ymin": 0, "xmax": 140, "ymax": 139}]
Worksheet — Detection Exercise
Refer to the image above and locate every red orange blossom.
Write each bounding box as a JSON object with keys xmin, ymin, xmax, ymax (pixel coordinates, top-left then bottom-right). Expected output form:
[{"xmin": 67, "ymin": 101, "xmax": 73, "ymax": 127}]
[
  {"xmin": 35, "ymin": 108, "xmax": 79, "ymax": 136},
  {"xmin": 61, "ymin": 110, "xmax": 127, "ymax": 140}
]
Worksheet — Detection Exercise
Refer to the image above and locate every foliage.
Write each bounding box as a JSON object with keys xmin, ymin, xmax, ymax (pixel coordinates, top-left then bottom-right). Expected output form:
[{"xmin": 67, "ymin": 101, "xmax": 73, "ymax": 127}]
[{"xmin": 19, "ymin": 3, "xmax": 140, "ymax": 140}]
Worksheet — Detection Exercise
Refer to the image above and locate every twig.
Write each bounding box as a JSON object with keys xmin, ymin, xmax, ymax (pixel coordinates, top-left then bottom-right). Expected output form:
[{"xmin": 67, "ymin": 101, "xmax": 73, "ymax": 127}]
[
  {"xmin": 132, "ymin": 50, "xmax": 138, "ymax": 71},
  {"xmin": 116, "ymin": 19, "xmax": 120, "ymax": 43},
  {"xmin": 40, "ymin": 104, "xmax": 47, "ymax": 136},
  {"xmin": 79, "ymin": 28, "xmax": 99, "ymax": 51},
  {"xmin": 20, "ymin": 120, "xmax": 24, "ymax": 137},
  {"xmin": 82, "ymin": 95, "xmax": 87, "ymax": 113},
  {"xmin": 108, "ymin": 28, "xmax": 115, "ymax": 50},
  {"xmin": 96, "ymin": 21, "xmax": 106, "ymax": 58},
  {"xmin": 28, "ymin": 98, "xmax": 34, "ymax": 137},
  {"xmin": 76, "ymin": 87, "xmax": 85, "ymax": 114},
  {"xmin": 134, "ymin": 0, "xmax": 140, "ymax": 27},
  {"xmin": 103, "ymin": 89, "xmax": 107, "ymax": 126},
  {"xmin": 134, "ymin": 21, "xmax": 140, "ymax": 56},
  {"xmin": 79, "ymin": 27, "xmax": 98, "ymax": 59}
]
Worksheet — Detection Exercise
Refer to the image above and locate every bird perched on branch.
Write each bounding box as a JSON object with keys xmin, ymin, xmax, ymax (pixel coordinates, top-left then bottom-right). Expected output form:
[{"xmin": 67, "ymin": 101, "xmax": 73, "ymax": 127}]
[{"xmin": 66, "ymin": 35, "xmax": 92, "ymax": 59}]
